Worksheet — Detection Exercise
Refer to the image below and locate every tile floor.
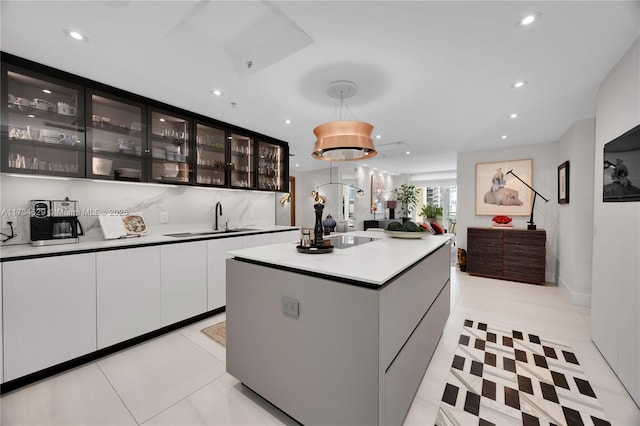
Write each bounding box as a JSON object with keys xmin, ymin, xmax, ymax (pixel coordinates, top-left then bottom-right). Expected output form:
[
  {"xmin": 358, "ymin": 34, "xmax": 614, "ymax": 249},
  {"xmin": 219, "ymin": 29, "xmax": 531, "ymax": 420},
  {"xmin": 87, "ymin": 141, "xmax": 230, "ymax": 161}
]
[{"xmin": 1, "ymin": 269, "xmax": 639, "ymax": 425}]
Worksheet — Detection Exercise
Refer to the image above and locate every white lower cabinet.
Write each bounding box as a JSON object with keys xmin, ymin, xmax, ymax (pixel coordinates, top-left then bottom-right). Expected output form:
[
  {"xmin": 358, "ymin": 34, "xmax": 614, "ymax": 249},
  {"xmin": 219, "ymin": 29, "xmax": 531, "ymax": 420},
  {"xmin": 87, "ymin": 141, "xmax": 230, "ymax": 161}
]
[
  {"xmin": 242, "ymin": 233, "xmax": 271, "ymax": 248},
  {"xmin": 2, "ymin": 254, "xmax": 97, "ymax": 381},
  {"xmin": 207, "ymin": 237, "xmax": 244, "ymax": 311},
  {"xmin": 206, "ymin": 233, "xmax": 275, "ymax": 311},
  {"xmin": 269, "ymin": 230, "xmax": 299, "ymax": 244},
  {"xmin": 1, "ymin": 229, "xmax": 299, "ymax": 384},
  {"xmin": 96, "ymin": 246, "xmax": 161, "ymax": 349},
  {"xmin": 160, "ymin": 241, "xmax": 207, "ymax": 326}
]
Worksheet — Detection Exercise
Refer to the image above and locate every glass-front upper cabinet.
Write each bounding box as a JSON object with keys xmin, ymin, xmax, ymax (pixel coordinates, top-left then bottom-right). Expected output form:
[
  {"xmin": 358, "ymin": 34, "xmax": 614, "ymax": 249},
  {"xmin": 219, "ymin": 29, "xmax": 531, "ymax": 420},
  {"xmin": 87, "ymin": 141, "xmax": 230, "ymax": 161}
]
[
  {"xmin": 257, "ymin": 140, "xmax": 286, "ymax": 191},
  {"xmin": 2, "ymin": 66, "xmax": 85, "ymax": 177},
  {"xmin": 87, "ymin": 92, "xmax": 145, "ymax": 181},
  {"xmin": 149, "ymin": 110, "xmax": 191, "ymax": 184},
  {"xmin": 195, "ymin": 122, "xmax": 227, "ymax": 186},
  {"xmin": 229, "ymin": 132, "xmax": 254, "ymax": 189}
]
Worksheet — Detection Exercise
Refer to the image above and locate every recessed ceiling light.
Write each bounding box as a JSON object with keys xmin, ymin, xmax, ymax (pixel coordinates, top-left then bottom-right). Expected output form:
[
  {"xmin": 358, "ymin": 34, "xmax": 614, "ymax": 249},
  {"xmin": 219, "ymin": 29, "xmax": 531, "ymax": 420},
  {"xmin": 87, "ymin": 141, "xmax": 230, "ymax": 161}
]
[
  {"xmin": 27, "ymin": 114, "xmax": 35, "ymax": 118},
  {"xmin": 518, "ymin": 13, "xmax": 541, "ymax": 27},
  {"xmin": 159, "ymin": 118, "xmax": 165, "ymax": 122},
  {"xmin": 42, "ymin": 89, "xmax": 52, "ymax": 94},
  {"xmin": 376, "ymin": 134, "xmax": 382, "ymax": 139},
  {"xmin": 295, "ymin": 164, "xmax": 299, "ymax": 167},
  {"xmin": 284, "ymin": 119, "xmax": 292, "ymax": 125},
  {"xmin": 509, "ymin": 113, "xmax": 519, "ymax": 119},
  {"xmin": 63, "ymin": 29, "xmax": 88, "ymax": 42},
  {"xmin": 406, "ymin": 151, "xmax": 411, "ymax": 155},
  {"xmin": 211, "ymin": 89, "xmax": 223, "ymax": 96},
  {"xmin": 501, "ymin": 135, "xmax": 508, "ymax": 140},
  {"xmin": 512, "ymin": 81, "xmax": 527, "ymax": 89}
]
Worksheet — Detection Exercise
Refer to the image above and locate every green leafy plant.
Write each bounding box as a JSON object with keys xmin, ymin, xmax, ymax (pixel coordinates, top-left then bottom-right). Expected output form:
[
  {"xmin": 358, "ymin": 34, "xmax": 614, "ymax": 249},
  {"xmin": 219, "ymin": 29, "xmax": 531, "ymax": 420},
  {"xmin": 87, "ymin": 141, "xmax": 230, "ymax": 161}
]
[
  {"xmin": 392, "ymin": 184, "xmax": 419, "ymax": 218},
  {"xmin": 419, "ymin": 203, "xmax": 443, "ymax": 220}
]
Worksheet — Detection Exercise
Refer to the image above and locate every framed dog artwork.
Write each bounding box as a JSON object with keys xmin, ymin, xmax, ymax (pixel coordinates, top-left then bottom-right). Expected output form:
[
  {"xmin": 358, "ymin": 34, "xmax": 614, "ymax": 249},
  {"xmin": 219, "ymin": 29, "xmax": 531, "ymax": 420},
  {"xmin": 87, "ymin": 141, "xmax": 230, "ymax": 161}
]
[{"xmin": 475, "ymin": 159, "xmax": 533, "ymax": 216}]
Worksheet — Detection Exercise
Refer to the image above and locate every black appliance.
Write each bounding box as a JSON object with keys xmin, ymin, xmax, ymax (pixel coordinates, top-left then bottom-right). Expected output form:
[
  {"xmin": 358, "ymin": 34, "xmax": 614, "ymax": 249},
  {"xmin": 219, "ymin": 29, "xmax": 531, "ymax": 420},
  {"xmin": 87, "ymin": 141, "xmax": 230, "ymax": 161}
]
[{"xmin": 30, "ymin": 198, "xmax": 84, "ymax": 246}]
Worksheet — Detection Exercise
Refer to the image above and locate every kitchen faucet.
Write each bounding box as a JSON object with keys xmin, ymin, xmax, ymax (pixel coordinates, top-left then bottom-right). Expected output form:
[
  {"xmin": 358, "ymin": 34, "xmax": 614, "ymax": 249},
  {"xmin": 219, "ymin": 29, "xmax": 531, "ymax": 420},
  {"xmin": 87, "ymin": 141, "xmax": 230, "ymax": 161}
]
[{"xmin": 214, "ymin": 202, "xmax": 223, "ymax": 230}]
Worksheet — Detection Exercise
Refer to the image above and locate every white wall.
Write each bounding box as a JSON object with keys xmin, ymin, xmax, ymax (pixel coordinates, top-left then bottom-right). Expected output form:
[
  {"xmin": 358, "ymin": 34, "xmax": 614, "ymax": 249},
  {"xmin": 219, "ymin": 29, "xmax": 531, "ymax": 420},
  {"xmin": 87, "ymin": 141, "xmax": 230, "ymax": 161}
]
[
  {"xmin": 556, "ymin": 119, "xmax": 596, "ymax": 305},
  {"xmin": 457, "ymin": 141, "xmax": 559, "ymax": 283},
  {"xmin": 0, "ymin": 175, "xmax": 276, "ymax": 245},
  {"xmin": 591, "ymin": 38, "xmax": 640, "ymax": 406}
]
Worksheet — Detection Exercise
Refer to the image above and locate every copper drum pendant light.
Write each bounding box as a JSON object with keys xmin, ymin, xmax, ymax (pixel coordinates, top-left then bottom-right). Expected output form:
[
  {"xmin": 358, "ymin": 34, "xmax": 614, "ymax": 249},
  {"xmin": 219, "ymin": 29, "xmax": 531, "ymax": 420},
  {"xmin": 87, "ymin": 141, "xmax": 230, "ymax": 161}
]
[{"xmin": 312, "ymin": 81, "xmax": 377, "ymax": 161}]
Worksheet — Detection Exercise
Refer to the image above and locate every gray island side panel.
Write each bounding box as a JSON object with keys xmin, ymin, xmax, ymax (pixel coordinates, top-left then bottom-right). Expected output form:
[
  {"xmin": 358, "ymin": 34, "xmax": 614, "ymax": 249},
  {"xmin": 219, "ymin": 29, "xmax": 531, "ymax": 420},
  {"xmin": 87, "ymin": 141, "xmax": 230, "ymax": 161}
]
[
  {"xmin": 226, "ymin": 239, "xmax": 451, "ymax": 425},
  {"xmin": 226, "ymin": 259, "xmax": 381, "ymax": 425}
]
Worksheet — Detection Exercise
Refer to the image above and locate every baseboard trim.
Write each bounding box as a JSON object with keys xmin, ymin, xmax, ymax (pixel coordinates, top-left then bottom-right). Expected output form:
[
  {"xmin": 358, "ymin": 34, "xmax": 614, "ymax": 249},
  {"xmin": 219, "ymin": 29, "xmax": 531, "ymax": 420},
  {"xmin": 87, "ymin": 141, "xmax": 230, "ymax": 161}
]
[{"xmin": 558, "ymin": 276, "xmax": 591, "ymax": 307}]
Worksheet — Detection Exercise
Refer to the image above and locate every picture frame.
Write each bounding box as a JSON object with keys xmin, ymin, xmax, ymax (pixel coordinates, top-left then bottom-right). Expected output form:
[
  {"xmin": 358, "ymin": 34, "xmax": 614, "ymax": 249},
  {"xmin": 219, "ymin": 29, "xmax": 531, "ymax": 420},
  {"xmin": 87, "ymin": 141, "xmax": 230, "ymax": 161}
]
[
  {"xmin": 558, "ymin": 161, "xmax": 570, "ymax": 204},
  {"xmin": 475, "ymin": 159, "xmax": 533, "ymax": 216}
]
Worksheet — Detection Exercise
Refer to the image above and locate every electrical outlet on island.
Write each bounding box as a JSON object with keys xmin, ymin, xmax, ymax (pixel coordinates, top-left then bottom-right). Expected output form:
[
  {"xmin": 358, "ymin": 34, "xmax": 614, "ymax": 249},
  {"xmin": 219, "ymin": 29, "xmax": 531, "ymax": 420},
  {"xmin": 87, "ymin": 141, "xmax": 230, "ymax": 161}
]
[
  {"xmin": 249, "ymin": 209, "xmax": 255, "ymax": 219},
  {"xmin": 160, "ymin": 211, "xmax": 169, "ymax": 223}
]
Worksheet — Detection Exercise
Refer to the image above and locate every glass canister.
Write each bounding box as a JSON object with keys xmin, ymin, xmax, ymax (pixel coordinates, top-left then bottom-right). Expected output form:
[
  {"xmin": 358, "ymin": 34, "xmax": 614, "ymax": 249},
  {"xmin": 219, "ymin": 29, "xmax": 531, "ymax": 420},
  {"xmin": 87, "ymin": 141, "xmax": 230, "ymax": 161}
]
[{"xmin": 301, "ymin": 229, "xmax": 311, "ymax": 247}]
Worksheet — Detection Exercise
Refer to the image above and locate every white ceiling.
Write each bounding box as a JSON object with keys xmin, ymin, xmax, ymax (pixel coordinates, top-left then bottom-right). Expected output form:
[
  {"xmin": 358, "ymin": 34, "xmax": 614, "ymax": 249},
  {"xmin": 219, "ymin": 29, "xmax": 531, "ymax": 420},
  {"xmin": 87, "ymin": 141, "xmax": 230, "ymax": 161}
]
[{"xmin": 2, "ymin": 1, "xmax": 639, "ymax": 177}]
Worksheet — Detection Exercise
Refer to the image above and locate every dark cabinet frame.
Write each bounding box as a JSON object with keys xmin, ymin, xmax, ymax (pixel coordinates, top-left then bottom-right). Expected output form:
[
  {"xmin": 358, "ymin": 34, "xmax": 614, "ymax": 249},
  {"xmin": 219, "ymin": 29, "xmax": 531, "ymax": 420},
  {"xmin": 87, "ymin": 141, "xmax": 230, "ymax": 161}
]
[
  {"xmin": 1, "ymin": 61, "xmax": 86, "ymax": 179},
  {"xmin": 1, "ymin": 52, "xmax": 289, "ymax": 192}
]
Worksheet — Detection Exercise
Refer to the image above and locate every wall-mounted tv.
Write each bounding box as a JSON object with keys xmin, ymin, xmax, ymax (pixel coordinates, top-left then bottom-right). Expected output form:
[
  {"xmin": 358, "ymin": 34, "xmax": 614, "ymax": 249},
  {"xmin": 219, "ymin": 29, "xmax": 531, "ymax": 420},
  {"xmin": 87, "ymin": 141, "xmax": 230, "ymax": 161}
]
[{"xmin": 603, "ymin": 123, "xmax": 640, "ymax": 202}]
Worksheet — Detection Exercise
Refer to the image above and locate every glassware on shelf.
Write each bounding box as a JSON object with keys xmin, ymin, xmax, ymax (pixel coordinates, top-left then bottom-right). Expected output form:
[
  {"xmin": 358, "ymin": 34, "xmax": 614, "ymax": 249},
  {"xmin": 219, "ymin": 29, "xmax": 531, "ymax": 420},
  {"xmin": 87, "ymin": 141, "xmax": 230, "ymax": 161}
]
[{"xmin": 4, "ymin": 68, "xmax": 85, "ymax": 177}]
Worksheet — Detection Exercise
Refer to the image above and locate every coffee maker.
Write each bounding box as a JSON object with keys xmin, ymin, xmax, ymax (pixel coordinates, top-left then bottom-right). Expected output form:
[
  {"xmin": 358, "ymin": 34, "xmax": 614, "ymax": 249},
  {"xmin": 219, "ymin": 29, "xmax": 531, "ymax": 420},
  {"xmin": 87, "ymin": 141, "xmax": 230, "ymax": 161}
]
[{"xmin": 30, "ymin": 198, "xmax": 84, "ymax": 246}]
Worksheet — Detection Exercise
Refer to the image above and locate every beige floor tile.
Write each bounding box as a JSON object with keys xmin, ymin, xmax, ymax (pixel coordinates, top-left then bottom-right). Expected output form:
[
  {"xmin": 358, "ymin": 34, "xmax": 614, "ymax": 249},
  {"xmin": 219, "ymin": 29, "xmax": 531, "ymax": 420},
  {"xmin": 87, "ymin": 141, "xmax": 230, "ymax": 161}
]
[
  {"xmin": 177, "ymin": 312, "xmax": 227, "ymax": 364},
  {"xmin": 0, "ymin": 363, "xmax": 136, "ymax": 426},
  {"xmin": 97, "ymin": 332, "xmax": 226, "ymax": 424},
  {"xmin": 143, "ymin": 373, "xmax": 295, "ymax": 426}
]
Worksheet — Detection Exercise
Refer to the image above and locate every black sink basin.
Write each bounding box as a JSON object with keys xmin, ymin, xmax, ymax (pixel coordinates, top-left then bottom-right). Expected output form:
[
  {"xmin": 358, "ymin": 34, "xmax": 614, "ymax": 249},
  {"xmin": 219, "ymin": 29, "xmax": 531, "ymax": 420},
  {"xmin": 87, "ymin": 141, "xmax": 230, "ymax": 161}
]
[{"xmin": 164, "ymin": 228, "xmax": 255, "ymax": 238}]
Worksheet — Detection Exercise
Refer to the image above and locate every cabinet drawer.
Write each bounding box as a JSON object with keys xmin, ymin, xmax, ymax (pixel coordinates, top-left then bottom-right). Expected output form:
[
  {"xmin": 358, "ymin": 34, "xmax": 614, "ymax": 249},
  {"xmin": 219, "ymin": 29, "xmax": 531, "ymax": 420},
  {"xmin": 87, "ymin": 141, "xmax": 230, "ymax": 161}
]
[
  {"xmin": 468, "ymin": 228, "xmax": 503, "ymax": 240},
  {"xmin": 504, "ymin": 268, "xmax": 545, "ymax": 284},
  {"xmin": 504, "ymin": 230, "xmax": 546, "ymax": 246},
  {"xmin": 504, "ymin": 244, "xmax": 545, "ymax": 259},
  {"xmin": 467, "ymin": 239, "xmax": 503, "ymax": 256},
  {"xmin": 467, "ymin": 257, "xmax": 502, "ymax": 275},
  {"xmin": 384, "ymin": 282, "xmax": 450, "ymax": 425},
  {"xmin": 379, "ymin": 242, "xmax": 450, "ymax": 369}
]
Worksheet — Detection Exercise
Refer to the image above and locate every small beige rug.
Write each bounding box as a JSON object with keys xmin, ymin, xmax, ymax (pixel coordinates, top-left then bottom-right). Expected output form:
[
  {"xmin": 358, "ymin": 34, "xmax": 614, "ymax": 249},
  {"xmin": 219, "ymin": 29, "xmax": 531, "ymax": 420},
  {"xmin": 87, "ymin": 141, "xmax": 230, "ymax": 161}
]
[{"xmin": 201, "ymin": 321, "xmax": 226, "ymax": 347}]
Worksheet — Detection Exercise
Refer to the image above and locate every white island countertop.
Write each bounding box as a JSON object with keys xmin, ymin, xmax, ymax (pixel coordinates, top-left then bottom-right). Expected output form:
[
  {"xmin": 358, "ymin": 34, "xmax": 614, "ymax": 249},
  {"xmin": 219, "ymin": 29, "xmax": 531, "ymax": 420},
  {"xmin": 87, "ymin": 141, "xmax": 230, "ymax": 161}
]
[{"xmin": 228, "ymin": 231, "xmax": 451, "ymax": 286}]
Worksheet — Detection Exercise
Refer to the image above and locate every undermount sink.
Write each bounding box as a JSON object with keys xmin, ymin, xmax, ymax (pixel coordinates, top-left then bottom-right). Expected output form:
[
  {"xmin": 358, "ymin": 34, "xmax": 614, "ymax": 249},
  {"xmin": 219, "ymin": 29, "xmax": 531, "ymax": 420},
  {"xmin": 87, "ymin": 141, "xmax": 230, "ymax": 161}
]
[{"xmin": 164, "ymin": 228, "xmax": 255, "ymax": 238}]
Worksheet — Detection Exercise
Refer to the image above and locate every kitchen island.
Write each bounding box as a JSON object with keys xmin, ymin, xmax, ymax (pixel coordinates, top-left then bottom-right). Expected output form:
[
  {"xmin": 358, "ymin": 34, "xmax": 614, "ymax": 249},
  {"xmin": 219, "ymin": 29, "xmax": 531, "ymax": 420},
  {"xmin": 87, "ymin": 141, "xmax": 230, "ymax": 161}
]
[{"xmin": 226, "ymin": 231, "xmax": 451, "ymax": 425}]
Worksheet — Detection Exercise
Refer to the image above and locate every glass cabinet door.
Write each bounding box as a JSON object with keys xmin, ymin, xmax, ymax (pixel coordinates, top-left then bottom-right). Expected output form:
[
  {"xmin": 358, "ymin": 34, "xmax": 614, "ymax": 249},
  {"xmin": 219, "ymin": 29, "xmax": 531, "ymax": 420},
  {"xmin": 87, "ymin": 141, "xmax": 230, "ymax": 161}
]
[
  {"xmin": 3, "ymin": 67, "xmax": 85, "ymax": 177},
  {"xmin": 195, "ymin": 123, "xmax": 227, "ymax": 186},
  {"xmin": 88, "ymin": 92, "xmax": 145, "ymax": 181},
  {"xmin": 229, "ymin": 132, "xmax": 254, "ymax": 189},
  {"xmin": 257, "ymin": 140, "xmax": 286, "ymax": 191},
  {"xmin": 149, "ymin": 110, "xmax": 191, "ymax": 184}
]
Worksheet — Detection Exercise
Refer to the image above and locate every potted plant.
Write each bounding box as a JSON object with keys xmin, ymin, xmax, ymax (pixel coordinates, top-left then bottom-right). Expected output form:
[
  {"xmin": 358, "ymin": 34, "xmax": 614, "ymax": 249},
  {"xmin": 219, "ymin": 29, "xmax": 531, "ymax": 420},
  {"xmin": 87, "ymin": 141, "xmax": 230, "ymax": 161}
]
[
  {"xmin": 419, "ymin": 203, "xmax": 443, "ymax": 223},
  {"xmin": 392, "ymin": 184, "xmax": 418, "ymax": 221}
]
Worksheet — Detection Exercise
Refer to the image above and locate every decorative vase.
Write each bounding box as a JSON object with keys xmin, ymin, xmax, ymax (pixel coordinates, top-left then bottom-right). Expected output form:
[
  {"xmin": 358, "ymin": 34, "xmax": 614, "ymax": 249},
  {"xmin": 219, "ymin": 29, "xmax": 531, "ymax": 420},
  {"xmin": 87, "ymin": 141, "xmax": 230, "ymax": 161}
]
[
  {"xmin": 313, "ymin": 203, "xmax": 325, "ymax": 247},
  {"xmin": 322, "ymin": 214, "xmax": 336, "ymax": 235}
]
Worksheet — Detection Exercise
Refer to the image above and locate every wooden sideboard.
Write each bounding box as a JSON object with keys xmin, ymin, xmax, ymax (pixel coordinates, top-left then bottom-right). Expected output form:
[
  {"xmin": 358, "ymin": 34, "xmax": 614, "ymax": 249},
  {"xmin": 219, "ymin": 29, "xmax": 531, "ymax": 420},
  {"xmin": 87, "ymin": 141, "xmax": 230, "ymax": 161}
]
[{"xmin": 467, "ymin": 227, "xmax": 546, "ymax": 285}]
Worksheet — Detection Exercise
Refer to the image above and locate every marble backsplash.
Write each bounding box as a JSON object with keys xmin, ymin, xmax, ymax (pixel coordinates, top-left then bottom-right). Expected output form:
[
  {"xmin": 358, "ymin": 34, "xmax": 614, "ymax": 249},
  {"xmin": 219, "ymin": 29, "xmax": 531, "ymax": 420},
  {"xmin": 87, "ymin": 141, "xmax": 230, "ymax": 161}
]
[{"xmin": 0, "ymin": 175, "xmax": 280, "ymax": 246}]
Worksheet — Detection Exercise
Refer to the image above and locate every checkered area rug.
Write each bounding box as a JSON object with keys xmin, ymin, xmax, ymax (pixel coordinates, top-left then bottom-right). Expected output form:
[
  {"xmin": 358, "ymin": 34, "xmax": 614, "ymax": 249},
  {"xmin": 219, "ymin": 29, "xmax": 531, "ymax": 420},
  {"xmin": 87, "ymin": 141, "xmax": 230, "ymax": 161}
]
[{"xmin": 435, "ymin": 319, "xmax": 610, "ymax": 426}]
